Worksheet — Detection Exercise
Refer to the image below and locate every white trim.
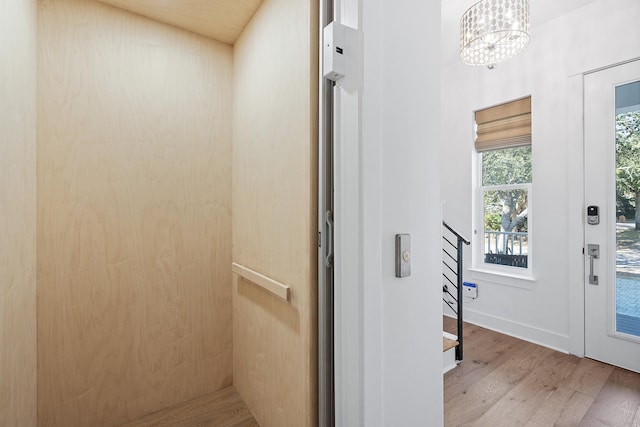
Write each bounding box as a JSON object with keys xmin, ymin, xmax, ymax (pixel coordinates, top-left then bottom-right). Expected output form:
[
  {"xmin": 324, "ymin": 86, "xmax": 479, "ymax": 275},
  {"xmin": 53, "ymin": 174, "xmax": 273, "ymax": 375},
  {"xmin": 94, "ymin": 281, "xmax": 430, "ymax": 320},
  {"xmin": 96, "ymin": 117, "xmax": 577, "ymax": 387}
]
[
  {"xmin": 333, "ymin": 45, "xmax": 364, "ymax": 427},
  {"xmin": 443, "ymin": 331, "xmax": 458, "ymax": 341},
  {"xmin": 473, "ymin": 149, "xmax": 534, "ymax": 279},
  {"xmin": 467, "ymin": 267, "xmax": 536, "ymax": 289},
  {"xmin": 481, "ymin": 183, "xmax": 530, "ymax": 192},
  {"xmin": 333, "ymin": 2, "xmax": 365, "ymax": 427},
  {"xmin": 464, "ymin": 308, "xmax": 571, "ymax": 353},
  {"xmin": 442, "ymin": 347, "xmax": 457, "ymax": 374},
  {"xmin": 567, "ymin": 74, "xmax": 586, "ymax": 357}
]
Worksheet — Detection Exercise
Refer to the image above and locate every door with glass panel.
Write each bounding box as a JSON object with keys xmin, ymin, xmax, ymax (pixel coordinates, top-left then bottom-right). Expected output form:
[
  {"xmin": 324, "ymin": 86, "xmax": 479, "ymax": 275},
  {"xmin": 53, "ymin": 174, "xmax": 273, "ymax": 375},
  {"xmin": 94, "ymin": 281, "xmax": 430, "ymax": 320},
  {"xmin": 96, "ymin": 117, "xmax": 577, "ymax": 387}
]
[{"xmin": 584, "ymin": 60, "xmax": 640, "ymax": 373}]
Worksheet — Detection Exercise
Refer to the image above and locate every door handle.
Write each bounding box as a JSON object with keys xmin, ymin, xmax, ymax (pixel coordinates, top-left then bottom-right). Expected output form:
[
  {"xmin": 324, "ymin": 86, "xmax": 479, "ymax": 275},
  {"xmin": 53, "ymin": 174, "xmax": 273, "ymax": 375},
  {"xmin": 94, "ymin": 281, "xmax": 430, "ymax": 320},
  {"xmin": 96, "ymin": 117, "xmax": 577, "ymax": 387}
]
[
  {"xmin": 324, "ymin": 211, "xmax": 333, "ymax": 268},
  {"xmin": 587, "ymin": 244, "xmax": 600, "ymax": 285}
]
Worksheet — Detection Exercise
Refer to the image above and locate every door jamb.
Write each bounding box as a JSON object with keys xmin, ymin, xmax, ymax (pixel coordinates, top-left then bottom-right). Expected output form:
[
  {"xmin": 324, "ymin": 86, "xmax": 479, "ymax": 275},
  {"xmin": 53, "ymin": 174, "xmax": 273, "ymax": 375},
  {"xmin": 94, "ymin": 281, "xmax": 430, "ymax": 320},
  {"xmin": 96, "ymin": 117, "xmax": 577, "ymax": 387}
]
[{"xmin": 567, "ymin": 72, "xmax": 586, "ymax": 357}]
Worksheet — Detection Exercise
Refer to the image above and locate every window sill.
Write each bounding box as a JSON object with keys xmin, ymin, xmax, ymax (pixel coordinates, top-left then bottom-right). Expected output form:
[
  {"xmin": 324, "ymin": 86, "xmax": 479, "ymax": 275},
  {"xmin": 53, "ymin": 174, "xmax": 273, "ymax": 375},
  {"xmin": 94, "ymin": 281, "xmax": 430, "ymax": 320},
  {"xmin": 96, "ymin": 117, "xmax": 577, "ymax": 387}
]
[{"xmin": 467, "ymin": 267, "xmax": 536, "ymax": 289}]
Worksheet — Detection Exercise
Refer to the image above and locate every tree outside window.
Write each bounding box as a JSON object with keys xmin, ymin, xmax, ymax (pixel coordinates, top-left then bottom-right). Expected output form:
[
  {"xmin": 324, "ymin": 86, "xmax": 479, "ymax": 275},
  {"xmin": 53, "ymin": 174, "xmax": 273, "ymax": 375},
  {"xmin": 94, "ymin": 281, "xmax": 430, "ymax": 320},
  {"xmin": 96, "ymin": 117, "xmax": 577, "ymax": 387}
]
[
  {"xmin": 481, "ymin": 145, "xmax": 532, "ymax": 269},
  {"xmin": 616, "ymin": 111, "xmax": 640, "ymax": 230}
]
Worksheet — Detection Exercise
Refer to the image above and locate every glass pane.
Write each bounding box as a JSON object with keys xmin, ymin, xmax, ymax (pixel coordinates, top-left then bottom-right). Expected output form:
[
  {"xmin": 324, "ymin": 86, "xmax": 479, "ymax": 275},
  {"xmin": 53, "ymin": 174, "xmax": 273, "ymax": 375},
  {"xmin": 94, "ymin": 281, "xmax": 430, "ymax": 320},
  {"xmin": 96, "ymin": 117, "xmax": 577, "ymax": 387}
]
[
  {"xmin": 482, "ymin": 146, "xmax": 532, "ymax": 186},
  {"xmin": 483, "ymin": 189, "xmax": 528, "ymax": 268},
  {"xmin": 615, "ymin": 80, "xmax": 640, "ymax": 337}
]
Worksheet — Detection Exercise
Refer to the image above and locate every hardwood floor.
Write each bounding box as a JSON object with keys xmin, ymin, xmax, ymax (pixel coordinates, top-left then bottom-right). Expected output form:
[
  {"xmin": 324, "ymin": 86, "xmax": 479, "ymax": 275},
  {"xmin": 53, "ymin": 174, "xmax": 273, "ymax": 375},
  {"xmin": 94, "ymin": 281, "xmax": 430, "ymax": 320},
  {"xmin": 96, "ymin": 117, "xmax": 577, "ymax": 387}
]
[
  {"xmin": 121, "ymin": 386, "xmax": 258, "ymax": 427},
  {"xmin": 118, "ymin": 319, "xmax": 640, "ymax": 427},
  {"xmin": 444, "ymin": 317, "xmax": 640, "ymax": 426}
]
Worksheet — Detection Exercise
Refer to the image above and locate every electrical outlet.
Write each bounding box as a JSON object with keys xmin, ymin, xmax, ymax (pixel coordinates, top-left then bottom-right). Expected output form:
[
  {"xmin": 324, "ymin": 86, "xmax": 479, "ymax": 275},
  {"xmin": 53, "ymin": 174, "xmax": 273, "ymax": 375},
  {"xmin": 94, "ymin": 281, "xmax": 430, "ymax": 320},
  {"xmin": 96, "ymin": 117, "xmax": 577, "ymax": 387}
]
[{"xmin": 463, "ymin": 282, "xmax": 477, "ymax": 299}]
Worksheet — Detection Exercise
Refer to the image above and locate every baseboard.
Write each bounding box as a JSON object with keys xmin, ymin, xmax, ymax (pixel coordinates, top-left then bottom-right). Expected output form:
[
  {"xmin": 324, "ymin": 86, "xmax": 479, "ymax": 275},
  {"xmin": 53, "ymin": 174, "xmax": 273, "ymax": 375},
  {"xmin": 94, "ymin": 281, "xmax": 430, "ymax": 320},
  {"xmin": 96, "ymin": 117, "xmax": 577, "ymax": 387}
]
[
  {"xmin": 443, "ymin": 349, "xmax": 457, "ymax": 374},
  {"xmin": 458, "ymin": 309, "xmax": 570, "ymax": 354}
]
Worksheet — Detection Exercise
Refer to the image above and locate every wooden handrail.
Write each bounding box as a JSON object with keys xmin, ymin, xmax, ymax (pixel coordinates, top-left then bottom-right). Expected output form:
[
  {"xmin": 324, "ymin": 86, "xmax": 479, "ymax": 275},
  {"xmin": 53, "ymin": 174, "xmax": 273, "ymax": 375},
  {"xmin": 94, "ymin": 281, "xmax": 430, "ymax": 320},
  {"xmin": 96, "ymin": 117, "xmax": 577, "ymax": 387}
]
[{"xmin": 232, "ymin": 262, "xmax": 291, "ymax": 302}]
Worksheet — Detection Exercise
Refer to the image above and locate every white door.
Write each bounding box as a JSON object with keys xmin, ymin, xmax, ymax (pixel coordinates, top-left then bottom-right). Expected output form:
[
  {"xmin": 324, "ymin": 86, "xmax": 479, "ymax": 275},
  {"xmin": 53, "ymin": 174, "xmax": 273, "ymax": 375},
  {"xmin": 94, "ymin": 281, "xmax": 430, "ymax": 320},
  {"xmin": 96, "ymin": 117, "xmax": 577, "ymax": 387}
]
[{"xmin": 584, "ymin": 60, "xmax": 640, "ymax": 373}]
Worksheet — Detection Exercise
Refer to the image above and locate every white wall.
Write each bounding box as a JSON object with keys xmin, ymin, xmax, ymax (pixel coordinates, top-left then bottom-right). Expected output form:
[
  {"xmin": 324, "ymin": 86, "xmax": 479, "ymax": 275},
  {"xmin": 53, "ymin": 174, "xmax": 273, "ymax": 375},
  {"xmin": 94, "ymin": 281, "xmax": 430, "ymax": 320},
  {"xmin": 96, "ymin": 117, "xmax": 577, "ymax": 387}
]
[
  {"xmin": 367, "ymin": 0, "xmax": 443, "ymax": 422},
  {"xmin": 335, "ymin": 0, "xmax": 443, "ymax": 425},
  {"xmin": 441, "ymin": 0, "xmax": 640, "ymax": 352}
]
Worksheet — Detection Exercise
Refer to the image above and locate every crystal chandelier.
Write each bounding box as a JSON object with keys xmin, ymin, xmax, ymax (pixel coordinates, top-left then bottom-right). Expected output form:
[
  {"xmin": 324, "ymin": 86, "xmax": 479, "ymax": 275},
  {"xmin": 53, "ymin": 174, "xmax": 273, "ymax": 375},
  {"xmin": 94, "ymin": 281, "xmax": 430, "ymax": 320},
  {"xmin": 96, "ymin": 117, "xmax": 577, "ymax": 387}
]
[{"xmin": 460, "ymin": 0, "xmax": 530, "ymax": 69}]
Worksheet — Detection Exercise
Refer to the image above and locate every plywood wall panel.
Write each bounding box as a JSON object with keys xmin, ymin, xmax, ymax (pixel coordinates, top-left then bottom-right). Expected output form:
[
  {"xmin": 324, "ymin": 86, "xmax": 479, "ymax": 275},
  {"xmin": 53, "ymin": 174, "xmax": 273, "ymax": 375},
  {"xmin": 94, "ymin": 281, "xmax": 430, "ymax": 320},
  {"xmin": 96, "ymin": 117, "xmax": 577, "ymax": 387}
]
[
  {"xmin": 232, "ymin": 0, "xmax": 318, "ymax": 425},
  {"xmin": 37, "ymin": 1, "xmax": 233, "ymax": 425},
  {"xmin": 0, "ymin": 1, "xmax": 37, "ymax": 425},
  {"xmin": 94, "ymin": 0, "xmax": 263, "ymax": 45}
]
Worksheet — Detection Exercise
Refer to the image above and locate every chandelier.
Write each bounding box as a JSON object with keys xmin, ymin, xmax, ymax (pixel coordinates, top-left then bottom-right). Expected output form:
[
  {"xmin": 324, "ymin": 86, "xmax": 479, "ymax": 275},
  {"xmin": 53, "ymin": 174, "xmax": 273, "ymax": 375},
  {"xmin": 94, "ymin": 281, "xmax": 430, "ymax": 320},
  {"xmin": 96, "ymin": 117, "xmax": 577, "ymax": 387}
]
[{"xmin": 460, "ymin": 0, "xmax": 530, "ymax": 69}]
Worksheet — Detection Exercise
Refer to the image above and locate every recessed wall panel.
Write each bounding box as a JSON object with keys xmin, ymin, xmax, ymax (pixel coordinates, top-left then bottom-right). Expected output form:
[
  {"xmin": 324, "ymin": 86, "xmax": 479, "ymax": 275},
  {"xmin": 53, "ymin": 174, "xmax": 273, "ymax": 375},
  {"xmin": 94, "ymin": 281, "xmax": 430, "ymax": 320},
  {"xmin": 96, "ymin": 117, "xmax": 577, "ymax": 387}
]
[
  {"xmin": 0, "ymin": 0, "xmax": 37, "ymax": 425},
  {"xmin": 37, "ymin": 1, "xmax": 233, "ymax": 425},
  {"xmin": 232, "ymin": 0, "xmax": 319, "ymax": 425}
]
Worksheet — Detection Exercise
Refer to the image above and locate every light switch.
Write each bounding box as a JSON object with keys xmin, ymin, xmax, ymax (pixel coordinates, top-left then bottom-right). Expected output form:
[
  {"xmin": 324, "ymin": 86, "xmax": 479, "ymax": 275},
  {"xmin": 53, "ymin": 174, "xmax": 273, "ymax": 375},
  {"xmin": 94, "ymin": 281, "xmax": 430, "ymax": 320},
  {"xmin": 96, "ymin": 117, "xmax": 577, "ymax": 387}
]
[{"xmin": 395, "ymin": 234, "xmax": 411, "ymax": 278}]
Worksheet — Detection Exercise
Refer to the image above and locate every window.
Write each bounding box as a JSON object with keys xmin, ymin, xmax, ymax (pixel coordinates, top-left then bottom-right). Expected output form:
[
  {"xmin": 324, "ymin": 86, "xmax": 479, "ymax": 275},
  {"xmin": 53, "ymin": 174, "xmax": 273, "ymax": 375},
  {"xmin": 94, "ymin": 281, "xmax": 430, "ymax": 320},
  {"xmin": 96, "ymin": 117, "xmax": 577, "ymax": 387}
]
[
  {"xmin": 475, "ymin": 97, "xmax": 532, "ymax": 272},
  {"xmin": 481, "ymin": 146, "xmax": 531, "ymax": 268}
]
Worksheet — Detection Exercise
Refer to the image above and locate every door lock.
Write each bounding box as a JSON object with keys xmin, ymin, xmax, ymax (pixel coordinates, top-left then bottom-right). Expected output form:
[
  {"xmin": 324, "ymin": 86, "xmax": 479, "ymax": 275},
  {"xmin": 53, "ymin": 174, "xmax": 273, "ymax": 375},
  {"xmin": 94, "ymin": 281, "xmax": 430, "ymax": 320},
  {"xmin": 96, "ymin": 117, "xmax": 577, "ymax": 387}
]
[{"xmin": 587, "ymin": 205, "xmax": 600, "ymax": 225}]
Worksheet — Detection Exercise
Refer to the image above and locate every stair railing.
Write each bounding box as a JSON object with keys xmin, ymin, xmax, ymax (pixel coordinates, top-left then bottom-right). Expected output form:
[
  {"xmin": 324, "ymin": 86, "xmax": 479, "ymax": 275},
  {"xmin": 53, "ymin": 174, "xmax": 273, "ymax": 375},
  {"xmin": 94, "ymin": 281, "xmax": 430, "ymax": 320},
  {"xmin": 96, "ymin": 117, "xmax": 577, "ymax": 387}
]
[{"xmin": 442, "ymin": 221, "xmax": 470, "ymax": 362}]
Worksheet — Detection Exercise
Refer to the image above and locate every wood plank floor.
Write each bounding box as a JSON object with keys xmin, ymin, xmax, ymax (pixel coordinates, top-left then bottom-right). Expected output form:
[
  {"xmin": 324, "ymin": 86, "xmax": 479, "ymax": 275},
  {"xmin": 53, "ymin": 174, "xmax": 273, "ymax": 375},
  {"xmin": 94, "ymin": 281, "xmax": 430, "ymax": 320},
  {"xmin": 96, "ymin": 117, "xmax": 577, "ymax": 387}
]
[
  {"xmin": 444, "ymin": 317, "xmax": 640, "ymax": 426},
  {"xmin": 121, "ymin": 386, "xmax": 258, "ymax": 427}
]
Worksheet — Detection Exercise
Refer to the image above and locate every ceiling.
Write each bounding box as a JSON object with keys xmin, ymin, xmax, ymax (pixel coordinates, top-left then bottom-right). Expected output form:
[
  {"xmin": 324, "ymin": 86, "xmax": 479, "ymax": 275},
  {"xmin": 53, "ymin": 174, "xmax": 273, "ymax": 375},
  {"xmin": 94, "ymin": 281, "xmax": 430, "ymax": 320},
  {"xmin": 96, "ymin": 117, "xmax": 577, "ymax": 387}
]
[
  {"xmin": 441, "ymin": 0, "xmax": 601, "ymax": 67},
  {"xmin": 94, "ymin": 0, "xmax": 600, "ymax": 58},
  {"xmin": 95, "ymin": 0, "xmax": 263, "ymax": 45}
]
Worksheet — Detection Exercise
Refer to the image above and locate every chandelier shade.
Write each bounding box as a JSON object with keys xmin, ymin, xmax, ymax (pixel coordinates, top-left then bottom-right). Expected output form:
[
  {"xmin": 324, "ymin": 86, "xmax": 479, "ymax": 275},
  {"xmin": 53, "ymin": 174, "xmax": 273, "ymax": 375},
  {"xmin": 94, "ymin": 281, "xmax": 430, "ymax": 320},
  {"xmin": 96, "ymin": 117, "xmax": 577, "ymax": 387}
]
[{"xmin": 460, "ymin": 0, "xmax": 530, "ymax": 67}]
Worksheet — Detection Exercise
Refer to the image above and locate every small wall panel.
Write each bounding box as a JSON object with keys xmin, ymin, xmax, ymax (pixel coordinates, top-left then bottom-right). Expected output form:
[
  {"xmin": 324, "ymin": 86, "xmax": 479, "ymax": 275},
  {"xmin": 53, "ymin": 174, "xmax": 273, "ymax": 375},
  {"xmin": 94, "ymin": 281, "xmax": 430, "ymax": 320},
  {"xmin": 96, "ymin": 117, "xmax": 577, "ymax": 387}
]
[
  {"xmin": 37, "ymin": 1, "xmax": 233, "ymax": 425},
  {"xmin": 0, "ymin": 1, "xmax": 37, "ymax": 425},
  {"xmin": 232, "ymin": 0, "xmax": 319, "ymax": 425}
]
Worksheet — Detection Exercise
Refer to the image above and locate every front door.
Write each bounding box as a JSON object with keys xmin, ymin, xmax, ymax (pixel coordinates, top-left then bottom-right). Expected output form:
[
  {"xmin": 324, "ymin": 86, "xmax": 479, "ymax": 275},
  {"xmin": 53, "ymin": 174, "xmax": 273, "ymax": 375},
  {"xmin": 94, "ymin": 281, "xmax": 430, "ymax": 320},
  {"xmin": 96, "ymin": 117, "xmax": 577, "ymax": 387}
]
[{"xmin": 584, "ymin": 60, "xmax": 640, "ymax": 373}]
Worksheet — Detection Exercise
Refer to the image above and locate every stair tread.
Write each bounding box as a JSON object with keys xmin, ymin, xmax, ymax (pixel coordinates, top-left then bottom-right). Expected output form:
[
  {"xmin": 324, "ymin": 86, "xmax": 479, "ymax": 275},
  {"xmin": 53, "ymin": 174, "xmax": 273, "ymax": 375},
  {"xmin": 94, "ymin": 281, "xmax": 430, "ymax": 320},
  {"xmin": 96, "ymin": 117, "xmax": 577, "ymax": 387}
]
[{"xmin": 443, "ymin": 336, "xmax": 459, "ymax": 352}]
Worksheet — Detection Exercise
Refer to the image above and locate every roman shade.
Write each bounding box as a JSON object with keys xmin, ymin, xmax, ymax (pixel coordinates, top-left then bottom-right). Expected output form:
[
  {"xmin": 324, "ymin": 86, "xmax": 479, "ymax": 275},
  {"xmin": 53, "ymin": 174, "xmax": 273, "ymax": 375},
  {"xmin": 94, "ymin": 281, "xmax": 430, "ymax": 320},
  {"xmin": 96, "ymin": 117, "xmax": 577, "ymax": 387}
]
[{"xmin": 475, "ymin": 96, "xmax": 531, "ymax": 152}]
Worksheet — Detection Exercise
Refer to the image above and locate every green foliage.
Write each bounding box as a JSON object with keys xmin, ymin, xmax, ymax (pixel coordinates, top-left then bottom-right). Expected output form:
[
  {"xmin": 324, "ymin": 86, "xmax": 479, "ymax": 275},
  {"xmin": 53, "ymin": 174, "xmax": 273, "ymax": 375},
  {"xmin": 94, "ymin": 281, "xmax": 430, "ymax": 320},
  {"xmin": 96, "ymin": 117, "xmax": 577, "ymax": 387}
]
[
  {"xmin": 485, "ymin": 212, "xmax": 501, "ymax": 231},
  {"xmin": 482, "ymin": 146, "xmax": 532, "ymax": 186},
  {"xmin": 515, "ymin": 216, "xmax": 528, "ymax": 232},
  {"xmin": 616, "ymin": 111, "xmax": 640, "ymax": 194},
  {"xmin": 482, "ymin": 146, "xmax": 531, "ymax": 234},
  {"xmin": 616, "ymin": 188, "xmax": 635, "ymax": 219},
  {"xmin": 484, "ymin": 189, "xmax": 528, "ymax": 232},
  {"xmin": 616, "ymin": 111, "xmax": 640, "ymax": 227}
]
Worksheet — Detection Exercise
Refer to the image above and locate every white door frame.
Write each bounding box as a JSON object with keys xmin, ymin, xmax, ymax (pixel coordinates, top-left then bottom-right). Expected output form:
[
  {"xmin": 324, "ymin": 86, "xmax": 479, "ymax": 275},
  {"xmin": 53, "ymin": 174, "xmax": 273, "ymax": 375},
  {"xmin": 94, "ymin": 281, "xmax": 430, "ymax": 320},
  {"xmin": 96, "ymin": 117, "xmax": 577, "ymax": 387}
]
[
  {"xmin": 567, "ymin": 72, "xmax": 587, "ymax": 358},
  {"xmin": 331, "ymin": 0, "xmax": 365, "ymax": 423},
  {"xmin": 567, "ymin": 57, "xmax": 640, "ymax": 360},
  {"xmin": 583, "ymin": 60, "xmax": 640, "ymax": 372},
  {"xmin": 332, "ymin": 0, "xmax": 443, "ymax": 426}
]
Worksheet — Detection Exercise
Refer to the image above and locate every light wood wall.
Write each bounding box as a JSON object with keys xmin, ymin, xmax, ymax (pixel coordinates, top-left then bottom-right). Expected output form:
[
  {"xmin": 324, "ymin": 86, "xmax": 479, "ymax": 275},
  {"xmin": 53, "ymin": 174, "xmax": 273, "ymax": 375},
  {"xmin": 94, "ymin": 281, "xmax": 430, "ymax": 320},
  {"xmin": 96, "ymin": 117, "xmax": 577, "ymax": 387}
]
[
  {"xmin": 94, "ymin": 0, "xmax": 263, "ymax": 45},
  {"xmin": 232, "ymin": 0, "xmax": 318, "ymax": 425},
  {"xmin": 37, "ymin": 1, "xmax": 233, "ymax": 425},
  {"xmin": 0, "ymin": 1, "xmax": 37, "ymax": 425}
]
